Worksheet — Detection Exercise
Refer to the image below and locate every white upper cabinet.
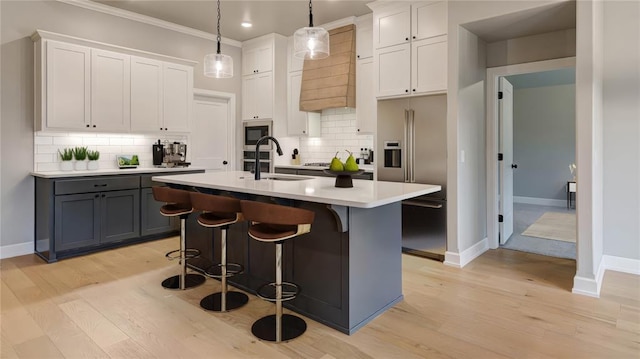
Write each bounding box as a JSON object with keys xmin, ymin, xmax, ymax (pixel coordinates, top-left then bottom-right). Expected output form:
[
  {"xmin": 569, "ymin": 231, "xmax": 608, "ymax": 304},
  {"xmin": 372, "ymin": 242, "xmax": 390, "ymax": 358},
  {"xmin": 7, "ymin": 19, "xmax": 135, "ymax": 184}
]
[
  {"xmin": 287, "ymin": 36, "xmax": 304, "ymax": 73},
  {"xmin": 162, "ymin": 63, "xmax": 193, "ymax": 132},
  {"xmin": 356, "ymin": 13, "xmax": 374, "ymax": 60},
  {"xmin": 33, "ymin": 30, "xmax": 196, "ymax": 133},
  {"xmin": 371, "ymin": 1, "xmax": 448, "ymax": 98},
  {"xmin": 43, "ymin": 41, "xmax": 91, "ymax": 130},
  {"xmin": 91, "ymin": 49, "xmax": 131, "ymax": 132},
  {"xmin": 373, "ymin": 4, "xmax": 411, "ymax": 49},
  {"xmin": 356, "ymin": 58, "xmax": 376, "ymax": 134},
  {"xmin": 241, "ymin": 33, "xmax": 287, "ymax": 123},
  {"xmin": 242, "ymin": 37, "xmax": 274, "ymax": 75},
  {"xmin": 130, "ymin": 56, "xmax": 163, "ymax": 131},
  {"xmin": 287, "ymin": 71, "xmax": 320, "ymax": 137}
]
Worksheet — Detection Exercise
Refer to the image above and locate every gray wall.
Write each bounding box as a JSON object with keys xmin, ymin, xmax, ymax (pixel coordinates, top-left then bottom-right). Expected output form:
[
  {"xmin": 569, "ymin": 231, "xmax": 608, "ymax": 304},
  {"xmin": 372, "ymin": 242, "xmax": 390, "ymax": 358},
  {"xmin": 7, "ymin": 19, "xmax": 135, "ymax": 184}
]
[
  {"xmin": 0, "ymin": 0, "xmax": 242, "ymax": 249},
  {"xmin": 511, "ymin": 83, "xmax": 576, "ymax": 201},
  {"xmin": 487, "ymin": 28, "xmax": 576, "ymax": 68},
  {"xmin": 602, "ymin": 0, "xmax": 640, "ymax": 260}
]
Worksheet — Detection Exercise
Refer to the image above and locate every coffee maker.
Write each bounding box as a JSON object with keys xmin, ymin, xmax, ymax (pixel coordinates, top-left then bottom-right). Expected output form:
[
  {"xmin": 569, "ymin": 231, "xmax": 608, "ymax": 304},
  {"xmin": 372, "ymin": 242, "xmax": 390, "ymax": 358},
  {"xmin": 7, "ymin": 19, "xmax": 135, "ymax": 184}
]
[{"xmin": 153, "ymin": 140, "xmax": 190, "ymax": 167}]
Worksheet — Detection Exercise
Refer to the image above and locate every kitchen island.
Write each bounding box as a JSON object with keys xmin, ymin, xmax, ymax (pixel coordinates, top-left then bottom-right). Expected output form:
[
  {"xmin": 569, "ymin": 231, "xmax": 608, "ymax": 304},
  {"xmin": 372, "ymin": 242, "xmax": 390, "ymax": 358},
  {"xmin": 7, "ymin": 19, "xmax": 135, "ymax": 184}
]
[{"xmin": 153, "ymin": 171, "xmax": 440, "ymax": 334}]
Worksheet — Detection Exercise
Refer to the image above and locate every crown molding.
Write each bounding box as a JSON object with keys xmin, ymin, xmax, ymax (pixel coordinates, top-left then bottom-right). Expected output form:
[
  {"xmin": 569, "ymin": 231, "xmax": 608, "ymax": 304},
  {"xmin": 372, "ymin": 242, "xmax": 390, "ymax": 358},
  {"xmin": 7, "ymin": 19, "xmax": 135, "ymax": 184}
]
[{"xmin": 56, "ymin": 0, "xmax": 243, "ymax": 48}]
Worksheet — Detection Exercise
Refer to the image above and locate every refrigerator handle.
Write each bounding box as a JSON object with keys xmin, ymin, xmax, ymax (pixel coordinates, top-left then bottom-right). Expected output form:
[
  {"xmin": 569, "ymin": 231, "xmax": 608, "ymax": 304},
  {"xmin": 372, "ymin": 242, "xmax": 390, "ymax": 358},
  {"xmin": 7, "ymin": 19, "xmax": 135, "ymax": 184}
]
[
  {"xmin": 410, "ymin": 109, "xmax": 416, "ymax": 182},
  {"xmin": 404, "ymin": 109, "xmax": 410, "ymax": 182}
]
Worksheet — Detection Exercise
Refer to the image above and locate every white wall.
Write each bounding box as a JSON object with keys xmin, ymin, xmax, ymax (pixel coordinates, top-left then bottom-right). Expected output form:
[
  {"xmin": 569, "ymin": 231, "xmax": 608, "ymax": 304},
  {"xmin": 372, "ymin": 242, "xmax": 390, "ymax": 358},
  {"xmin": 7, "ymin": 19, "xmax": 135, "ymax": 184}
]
[
  {"xmin": 486, "ymin": 28, "xmax": 576, "ymax": 68},
  {"xmin": 602, "ymin": 0, "xmax": 640, "ymax": 260},
  {"xmin": 0, "ymin": 0, "xmax": 242, "ymax": 251}
]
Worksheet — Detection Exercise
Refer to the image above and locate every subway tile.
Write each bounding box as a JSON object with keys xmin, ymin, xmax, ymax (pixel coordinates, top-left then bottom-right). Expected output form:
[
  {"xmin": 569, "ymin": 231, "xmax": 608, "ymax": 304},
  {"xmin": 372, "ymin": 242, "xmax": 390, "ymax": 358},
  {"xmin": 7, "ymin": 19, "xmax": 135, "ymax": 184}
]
[
  {"xmin": 83, "ymin": 137, "xmax": 110, "ymax": 146},
  {"xmin": 37, "ymin": 163, "xmax": 61, "ymax": 172},
  {"xmin": 34, "ymin": 154, "xmax": 54, "ymax": 163},
  {"xmin": 34, "ymin": 136, "xmax": 53, "ymax": 145},
  {"xmin": 110, "ymin": 138, "xmax": 134, "ymax": 146},
  {"xmin": 53, "ymin": 137, "xmax": 84, "ymax": 146}
]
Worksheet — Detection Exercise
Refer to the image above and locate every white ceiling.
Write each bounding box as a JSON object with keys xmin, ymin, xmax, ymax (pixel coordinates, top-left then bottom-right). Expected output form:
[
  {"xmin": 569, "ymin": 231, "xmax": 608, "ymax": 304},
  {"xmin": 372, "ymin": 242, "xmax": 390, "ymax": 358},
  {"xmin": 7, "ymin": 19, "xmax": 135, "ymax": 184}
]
[{"xmin": 92, "ymin": 0, "xmax": 373, "ymax": 42}]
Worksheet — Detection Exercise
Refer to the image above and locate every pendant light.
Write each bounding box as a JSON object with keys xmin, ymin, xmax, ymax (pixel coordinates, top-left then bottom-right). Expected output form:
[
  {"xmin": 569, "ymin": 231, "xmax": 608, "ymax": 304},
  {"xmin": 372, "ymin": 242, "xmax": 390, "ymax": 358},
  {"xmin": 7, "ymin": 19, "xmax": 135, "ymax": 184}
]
[
  {"xmin": 204, "ymin": 0, "xmax": 233, "ymax": 78},
  {"xmin": 293, "ymin": 0, "xmax": 329, "ymax": 60}
]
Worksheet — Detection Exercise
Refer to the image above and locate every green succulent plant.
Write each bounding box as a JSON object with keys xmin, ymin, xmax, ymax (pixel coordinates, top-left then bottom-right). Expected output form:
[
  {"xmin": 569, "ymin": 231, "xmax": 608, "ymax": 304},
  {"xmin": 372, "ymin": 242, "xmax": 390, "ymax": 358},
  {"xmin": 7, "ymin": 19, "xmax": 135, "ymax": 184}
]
[
  {"xmin": 87, "ymin": 150, "xmax": 100, "ymax": 161},
  {"xmin": 73, "ymin": 146, "xmax": 88, "ymax": 161},
  {"xmin": 58, "ymin": 148, "xmax": 73, "ymax": 161}
]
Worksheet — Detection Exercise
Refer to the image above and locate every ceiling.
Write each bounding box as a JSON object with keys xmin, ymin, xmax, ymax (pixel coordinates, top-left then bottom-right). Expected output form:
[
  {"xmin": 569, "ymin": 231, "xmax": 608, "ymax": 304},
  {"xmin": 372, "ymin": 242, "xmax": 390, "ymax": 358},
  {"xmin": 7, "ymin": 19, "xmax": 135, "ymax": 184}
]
[{"xmin": 92, "ymin": 0, "xmax": 373, "ymax": 42}]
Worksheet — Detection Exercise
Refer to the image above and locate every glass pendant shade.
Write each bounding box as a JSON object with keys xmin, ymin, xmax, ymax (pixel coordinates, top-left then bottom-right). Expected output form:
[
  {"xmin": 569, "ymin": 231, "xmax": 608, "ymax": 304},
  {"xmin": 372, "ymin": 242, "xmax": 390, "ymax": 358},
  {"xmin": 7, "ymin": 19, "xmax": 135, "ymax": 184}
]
[
  {"xmin": 293, "ymin": 26, "xmax": 330, "ymax": 60},
  {"xmin": 204, "ymin": 52, "xmax": 233, "ymax": 78}
]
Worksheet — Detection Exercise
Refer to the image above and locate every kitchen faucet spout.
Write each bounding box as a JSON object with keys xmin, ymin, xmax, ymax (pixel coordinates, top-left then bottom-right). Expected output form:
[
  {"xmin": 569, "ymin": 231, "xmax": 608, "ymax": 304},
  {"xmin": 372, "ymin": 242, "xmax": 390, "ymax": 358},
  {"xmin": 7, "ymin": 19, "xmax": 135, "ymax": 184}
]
[{"xmin": 255, "ymin": 136, "xmax": 283, "ymax": 180}]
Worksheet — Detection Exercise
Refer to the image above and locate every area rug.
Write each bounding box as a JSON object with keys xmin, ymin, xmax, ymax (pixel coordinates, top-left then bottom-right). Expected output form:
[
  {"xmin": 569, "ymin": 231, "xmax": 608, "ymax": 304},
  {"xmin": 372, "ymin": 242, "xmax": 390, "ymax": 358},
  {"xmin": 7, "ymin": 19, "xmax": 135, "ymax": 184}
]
[{"xmin": 522, "ymin": 212, "xmax": 576, "ymax": 243}]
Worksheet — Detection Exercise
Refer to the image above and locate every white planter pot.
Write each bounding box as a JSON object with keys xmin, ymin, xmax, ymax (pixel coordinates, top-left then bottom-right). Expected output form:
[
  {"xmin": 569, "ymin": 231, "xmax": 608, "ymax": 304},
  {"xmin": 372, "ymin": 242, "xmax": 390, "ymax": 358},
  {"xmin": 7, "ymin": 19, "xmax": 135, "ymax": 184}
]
[
  {"xmin": 60, "ymin": 161, "xmax": 73, "ymax": 171},
  {"xmin": 75, "ymin": 161, "xmax": 87, "ymax": 171},
  {"xmin": 88, "ymin": 160, "xmax": 99, "ymax": 170}
]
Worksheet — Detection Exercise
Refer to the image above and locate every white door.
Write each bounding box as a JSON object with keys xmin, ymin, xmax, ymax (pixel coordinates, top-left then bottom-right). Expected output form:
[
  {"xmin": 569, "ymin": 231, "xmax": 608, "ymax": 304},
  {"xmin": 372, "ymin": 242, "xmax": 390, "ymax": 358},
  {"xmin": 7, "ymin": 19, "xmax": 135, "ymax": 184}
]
[
  {"xmin": 499, "ymin": 77, "xmax": 514, "ymax": 244},
  {"xmin": 191, "ymin": 93, "xmax": 233, "ymax": 171},
  {"xmin": 91, "ymin": 49, "xmax": 130, "ymax": 132}
]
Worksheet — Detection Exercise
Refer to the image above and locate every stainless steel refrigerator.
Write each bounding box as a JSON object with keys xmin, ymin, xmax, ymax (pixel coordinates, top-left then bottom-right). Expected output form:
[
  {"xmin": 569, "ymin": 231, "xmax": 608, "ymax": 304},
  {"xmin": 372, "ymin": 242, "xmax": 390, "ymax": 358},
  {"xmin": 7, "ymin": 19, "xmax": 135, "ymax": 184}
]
[{"xmin": 377, "ymin": 95, "xmax": 447, "ymax": 261}]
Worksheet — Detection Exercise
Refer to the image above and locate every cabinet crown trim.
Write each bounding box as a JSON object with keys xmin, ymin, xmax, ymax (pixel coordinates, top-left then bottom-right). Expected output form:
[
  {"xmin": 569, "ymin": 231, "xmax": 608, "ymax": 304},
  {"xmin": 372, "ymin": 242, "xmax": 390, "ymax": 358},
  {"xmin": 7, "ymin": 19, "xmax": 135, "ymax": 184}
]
[{"xmin": 32, "ymin": 30, "xmax": 197, "ymax": 67}]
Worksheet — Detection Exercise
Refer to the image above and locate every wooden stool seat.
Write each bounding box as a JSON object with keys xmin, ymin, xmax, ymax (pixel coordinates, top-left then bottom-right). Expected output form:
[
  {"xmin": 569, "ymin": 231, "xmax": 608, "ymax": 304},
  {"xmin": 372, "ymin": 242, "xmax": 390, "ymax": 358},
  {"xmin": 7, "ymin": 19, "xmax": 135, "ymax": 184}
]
[
  {"xmin": 152, "ymin": 186, "xmax": 205, "ymax": 290},
  {"xmin": 240, "ymin": 200, "xmax": 314, "ymax": 343},
  {"xmin": 190, "ymin": 192, "xmax": 248, "ymax": 312}
]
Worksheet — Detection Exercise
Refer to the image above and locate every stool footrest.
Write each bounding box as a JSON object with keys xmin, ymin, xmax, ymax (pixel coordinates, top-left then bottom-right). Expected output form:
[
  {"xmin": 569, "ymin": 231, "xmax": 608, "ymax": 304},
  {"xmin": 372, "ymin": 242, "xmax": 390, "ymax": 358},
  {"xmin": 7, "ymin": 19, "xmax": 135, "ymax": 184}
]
[
  {"xmin": 204, "ymin": 263, "xmax": 244, "ymax": 278},
  {"xmin": 165, "ymin": 248, "xmax": 200, "ymax": 261},
  {"xmin": 256, "ymin": 282, "xmax": 300, "ymax": 302}
]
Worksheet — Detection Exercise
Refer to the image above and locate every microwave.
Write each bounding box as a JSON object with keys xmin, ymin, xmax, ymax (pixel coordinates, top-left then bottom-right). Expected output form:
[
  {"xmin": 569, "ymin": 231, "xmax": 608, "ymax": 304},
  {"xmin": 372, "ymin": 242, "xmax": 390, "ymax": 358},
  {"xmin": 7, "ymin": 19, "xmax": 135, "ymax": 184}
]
[{"xmin": 243, "ymin": 121, "xmax": 272, "ymax": 150}]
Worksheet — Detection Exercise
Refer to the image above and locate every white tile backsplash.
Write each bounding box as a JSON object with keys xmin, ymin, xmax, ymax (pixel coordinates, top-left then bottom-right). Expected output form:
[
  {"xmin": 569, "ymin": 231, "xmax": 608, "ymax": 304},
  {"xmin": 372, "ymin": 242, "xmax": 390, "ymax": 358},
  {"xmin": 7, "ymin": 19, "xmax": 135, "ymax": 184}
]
[
  {"xmin": 273, "ymin": 108, "xmax": 374, "ymax": 166},
  {"xmin": 34, "ymin": 132, "xmax": 187, "ymax": 172}
]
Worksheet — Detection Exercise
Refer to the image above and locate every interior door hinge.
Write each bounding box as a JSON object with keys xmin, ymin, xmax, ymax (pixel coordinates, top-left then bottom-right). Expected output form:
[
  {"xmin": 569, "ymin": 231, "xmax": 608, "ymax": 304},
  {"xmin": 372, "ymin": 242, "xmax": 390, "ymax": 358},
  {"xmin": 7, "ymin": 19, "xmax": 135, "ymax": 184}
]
[
  {"xmin": 498, "ymin": 215, "xmax": 504, "ymax": 223},
  {"xmin": 498, "ymin": 91, "xmax": 503, "ymax": 99},
  {"xmin": 498, "ymin": 153, "xmax": 503, "ymax": 161}
]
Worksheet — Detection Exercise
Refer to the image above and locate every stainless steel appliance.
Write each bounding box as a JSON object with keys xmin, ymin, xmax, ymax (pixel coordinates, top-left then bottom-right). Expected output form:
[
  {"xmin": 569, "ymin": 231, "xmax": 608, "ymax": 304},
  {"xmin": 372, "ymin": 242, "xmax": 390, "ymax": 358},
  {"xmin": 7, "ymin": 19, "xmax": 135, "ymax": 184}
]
[
  {"xmin": 152, "ymin": 140, "xmax": 164, "ymax": 166},
  {"xmin": 242, "ymin": 121, "xmax": 272, "ymax": 172},
  {"xmin": 377, "ymin": 95, "xmax": 447, "ymax": 261},
  {"xmin": 161, "ymin": 141, "xmax": 190, "ymax": 167}
]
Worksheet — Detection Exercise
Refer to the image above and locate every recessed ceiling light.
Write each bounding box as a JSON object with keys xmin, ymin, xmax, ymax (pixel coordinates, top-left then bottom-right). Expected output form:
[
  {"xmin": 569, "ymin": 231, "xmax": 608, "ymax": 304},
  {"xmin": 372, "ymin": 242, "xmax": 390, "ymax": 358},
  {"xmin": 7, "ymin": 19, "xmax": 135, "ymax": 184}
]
[{"xmin": 241, "ymin": 22, "xmax": 252, "ymax": 28}]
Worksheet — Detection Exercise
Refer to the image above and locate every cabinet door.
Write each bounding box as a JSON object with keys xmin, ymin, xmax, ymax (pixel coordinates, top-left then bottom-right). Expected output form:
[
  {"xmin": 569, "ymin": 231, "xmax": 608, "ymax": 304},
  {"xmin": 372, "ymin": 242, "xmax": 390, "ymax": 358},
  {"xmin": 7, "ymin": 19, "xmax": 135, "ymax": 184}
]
[
  {"xmin": 287, "ymin": 72, "xmax": 320, "ymax": 136},
  {"xmin": 140, "ymin": 188, "xmax": 178, "ymax": 236},
  {"xmin": 242, "ymin": 75, "xmax": 257, "ymax": 120},
  {"xmin": 412, "ymin": 1, "xmax": 447, "ymax": 41},
  {"xmin": 101, "ymin": 189, "xmax": 140, "ymax": 244},
  {"xmin": 242, "ymin": 43, "xmax": 273, "ymax": 75},
  {"xmin": 255, "ymin": 72, "xmax": 273, "ymax": 119},
  {"xmin": 163, "ymin": 63, "xmax": 193, "ymax": 132},
  {"xmin": 46, "ymin": 41, "xmax": 91, "ymax": 130},
  {"xmin": 412, "ymin": 36, "xmax": 447, "ymax": 94},
  {"xmin": 91, "ymin": 49, "xmax": 131, "ymax": 132},
  {"xmin": 287, "ymin": 36, "xmax": 304, "ymax": 73},
  {"xmin": 373, "ymin": 4, "xmax": 411, "ymax": 49},
  {"xmin": 356, "ymin": 58, "xmax": 376, "ymax": 134},
  {"xmin": 375, "ymin": 43, "xmax": 411, "ymax": 98},
  {"xmin": 130, "ymin": 56, "xmax": 163, "ymax": 131},
  {"xmin": 54, "ymin": 193, "xmax": 100, "ymax": 251},
  {"xmin": 356, "ymin": 14, "xmax": 373, "ymax": 60}
]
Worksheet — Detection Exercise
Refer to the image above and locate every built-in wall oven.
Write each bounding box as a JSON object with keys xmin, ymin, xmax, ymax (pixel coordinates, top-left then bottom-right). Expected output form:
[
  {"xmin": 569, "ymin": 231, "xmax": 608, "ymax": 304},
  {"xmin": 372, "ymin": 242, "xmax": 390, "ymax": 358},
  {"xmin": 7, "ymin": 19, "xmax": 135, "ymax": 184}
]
[{"xmin": 242, "ymin": 121, "xmax": 272, "ymax": 173}]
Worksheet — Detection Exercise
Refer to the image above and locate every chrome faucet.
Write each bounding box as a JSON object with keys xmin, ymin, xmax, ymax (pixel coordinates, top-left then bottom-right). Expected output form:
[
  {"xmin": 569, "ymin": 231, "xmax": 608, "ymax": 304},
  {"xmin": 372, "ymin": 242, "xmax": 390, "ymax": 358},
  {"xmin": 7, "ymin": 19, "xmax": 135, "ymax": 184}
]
[{"xmin": 255, "ymin": 136, "xmax": 283, "ymax": 180}]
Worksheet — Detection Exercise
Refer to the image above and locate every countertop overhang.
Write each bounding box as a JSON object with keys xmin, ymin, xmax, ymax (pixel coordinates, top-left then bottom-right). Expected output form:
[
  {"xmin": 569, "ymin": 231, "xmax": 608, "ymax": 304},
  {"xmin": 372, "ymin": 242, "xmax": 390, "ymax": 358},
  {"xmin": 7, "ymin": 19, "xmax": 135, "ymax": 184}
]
[
  {"xmin": 31, "ymin": 167, "xmax": 205, "ymax": 178},
  {"xmin": 152, "ymin": 171, "xmax": 440, "ymax": 208}
]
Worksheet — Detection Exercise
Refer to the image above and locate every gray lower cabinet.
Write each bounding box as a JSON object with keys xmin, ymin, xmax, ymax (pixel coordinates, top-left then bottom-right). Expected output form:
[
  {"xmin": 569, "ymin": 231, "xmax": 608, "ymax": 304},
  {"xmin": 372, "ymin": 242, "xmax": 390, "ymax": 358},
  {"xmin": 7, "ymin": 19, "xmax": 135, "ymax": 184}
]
[
  {"xmin": 140, "ymin": 187, "xmax": 177, "ymax": 236},
  {"xmin": 54, "ymin": 193, "xmax": 101, "ymax": 251},
  {"xmin": 275, "ymin": 167, "xmax": 374, "ymax": 180},
  {"xmin": 101, "ymin": 189, "xmax": 140, "ymax": 244}
]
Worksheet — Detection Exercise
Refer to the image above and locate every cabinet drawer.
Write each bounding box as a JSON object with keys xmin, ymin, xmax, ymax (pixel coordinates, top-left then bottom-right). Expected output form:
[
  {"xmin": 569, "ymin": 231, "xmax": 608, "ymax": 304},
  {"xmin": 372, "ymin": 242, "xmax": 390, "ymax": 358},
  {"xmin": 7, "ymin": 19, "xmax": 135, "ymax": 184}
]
[{"xmin": 55, "ymin": 176, "xmax": 140, "ymax": 195}]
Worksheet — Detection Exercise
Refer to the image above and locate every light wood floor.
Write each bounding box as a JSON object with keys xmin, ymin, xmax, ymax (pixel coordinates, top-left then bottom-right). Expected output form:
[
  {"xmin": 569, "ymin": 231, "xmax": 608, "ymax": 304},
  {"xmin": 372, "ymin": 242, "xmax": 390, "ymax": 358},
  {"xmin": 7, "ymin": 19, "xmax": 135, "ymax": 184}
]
[{"xmin": 1, "ymin": 237, "xmax": 638, "ymax": 358}]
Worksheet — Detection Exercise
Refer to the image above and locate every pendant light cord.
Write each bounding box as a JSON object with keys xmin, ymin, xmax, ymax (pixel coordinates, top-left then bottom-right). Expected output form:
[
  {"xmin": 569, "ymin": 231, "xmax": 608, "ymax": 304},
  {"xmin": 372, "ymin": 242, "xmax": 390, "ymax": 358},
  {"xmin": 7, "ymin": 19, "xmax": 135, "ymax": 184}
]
[
  {"xmin": 308, "ymin": 0, "xmax": 314, "ymax": 27},
  {"xmin": 216, "ymin": 0, "xmax": 222, "ymax": 54}
]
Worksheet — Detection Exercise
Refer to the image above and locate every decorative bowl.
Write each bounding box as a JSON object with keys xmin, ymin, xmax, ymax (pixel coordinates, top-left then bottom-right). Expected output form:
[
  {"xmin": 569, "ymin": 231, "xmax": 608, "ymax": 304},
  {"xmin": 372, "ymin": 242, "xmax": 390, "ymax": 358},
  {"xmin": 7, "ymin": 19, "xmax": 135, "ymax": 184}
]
[{"xmin": 322, "ymin": 169, "xmax": 365, "ymax": 188}]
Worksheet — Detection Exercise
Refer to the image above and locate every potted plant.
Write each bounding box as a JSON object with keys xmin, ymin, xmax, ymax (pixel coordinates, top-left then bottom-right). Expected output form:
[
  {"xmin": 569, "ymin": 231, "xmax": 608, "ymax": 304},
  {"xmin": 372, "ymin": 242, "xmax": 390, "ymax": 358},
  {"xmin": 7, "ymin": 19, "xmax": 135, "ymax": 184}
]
[
  {"xmin": 58, "ymin": 148, "xmax": 73, "ymax": 171},
  {"xmin": 87, "ymin": 150, "xmax": 100, "ymax": 170},
  {"xmin": 73, "ymin": 146, "xmax": 88, "ymax": 170}
]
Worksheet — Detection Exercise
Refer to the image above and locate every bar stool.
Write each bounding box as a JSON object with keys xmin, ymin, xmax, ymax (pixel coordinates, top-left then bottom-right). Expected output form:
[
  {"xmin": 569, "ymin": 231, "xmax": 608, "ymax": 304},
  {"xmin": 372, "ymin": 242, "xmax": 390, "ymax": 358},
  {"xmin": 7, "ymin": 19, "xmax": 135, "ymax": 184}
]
[
  {"xmin": 152, "ymin": 186, "xmax": 205, "ymax": 290},
  {"xmin": 190, "ymin": 192, "xmax": 249, "ymax": 312},
  {"xmin": 240, "ymin": 200, "xmax": 315, "ymax": 343}
]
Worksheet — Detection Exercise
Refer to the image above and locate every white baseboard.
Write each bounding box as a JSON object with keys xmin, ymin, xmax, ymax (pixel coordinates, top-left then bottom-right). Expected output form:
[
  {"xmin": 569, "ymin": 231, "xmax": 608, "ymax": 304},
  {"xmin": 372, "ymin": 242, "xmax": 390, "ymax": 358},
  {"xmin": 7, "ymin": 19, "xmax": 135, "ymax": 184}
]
[
  {"xmin": 572, "ymin": 255, "xmax": 640, "ymax": 298},
  {"xmin": 0, "ymin": 241, "xmax": 34, "ymax": 260},
  {"xmin": 444, "ymin": 237, "xmax": 489, "ymax": 268},
  {"xmin": 514, "ymin": 196, "xmax": 566, "ymax": 208}
]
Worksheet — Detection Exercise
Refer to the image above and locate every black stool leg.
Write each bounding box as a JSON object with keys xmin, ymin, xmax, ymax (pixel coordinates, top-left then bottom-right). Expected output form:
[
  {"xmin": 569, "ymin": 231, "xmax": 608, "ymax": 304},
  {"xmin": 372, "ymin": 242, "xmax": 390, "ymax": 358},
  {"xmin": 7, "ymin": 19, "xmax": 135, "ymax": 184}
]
[
  {"xmin": 251, "ymin": 242, "xmax": 306, "ymax": 342},
  {"xmin": 162, "ymin": 215, "xmax": 205, "ymax": 290},
  {"xmin": 200, "ymin": 226, "xmax": 248, "ymax": 311}
]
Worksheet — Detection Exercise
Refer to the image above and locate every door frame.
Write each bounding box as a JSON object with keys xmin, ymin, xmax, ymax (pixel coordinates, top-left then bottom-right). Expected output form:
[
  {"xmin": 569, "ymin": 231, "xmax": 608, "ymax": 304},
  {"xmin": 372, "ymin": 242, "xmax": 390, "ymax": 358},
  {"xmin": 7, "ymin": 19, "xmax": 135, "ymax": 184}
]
[
  {"xmin": 486, "ymin": 57, "xmax": 576, "ymax": 250},
  {"xmin": 191, "ymin": 88, "xmax": 236, "ymax": 171}
]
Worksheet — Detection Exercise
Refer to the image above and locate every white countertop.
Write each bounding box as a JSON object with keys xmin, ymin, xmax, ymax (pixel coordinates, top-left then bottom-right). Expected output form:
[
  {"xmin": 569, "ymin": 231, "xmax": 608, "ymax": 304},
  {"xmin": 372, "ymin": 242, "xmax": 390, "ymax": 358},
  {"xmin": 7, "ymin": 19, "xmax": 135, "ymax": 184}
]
[
  {"xmin": 31, "ymin": 166, "xmax": 205, "ymax": 178},
  {"xmin": 275, "ymin": 164, "xmax": 375, "ymax": 172},
  {"xmin": 152, "ymin": 171, "xmax": 440, "ymax": 209}
]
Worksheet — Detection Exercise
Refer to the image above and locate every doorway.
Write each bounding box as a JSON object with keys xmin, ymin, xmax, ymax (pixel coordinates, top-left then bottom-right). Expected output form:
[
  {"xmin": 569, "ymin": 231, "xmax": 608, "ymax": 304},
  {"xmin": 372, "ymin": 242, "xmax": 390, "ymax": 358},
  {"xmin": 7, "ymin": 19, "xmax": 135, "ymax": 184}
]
[
  {"xmin": 487, "ymin": 58, "xmax": 576, "ymax": 253},
  {"xmin": 190, "ymin": 89, "xmax": 236, "ymax": 171},
  {"xmin": 499, "ymin": 69, "xmax": 577, "ymax": 259}
]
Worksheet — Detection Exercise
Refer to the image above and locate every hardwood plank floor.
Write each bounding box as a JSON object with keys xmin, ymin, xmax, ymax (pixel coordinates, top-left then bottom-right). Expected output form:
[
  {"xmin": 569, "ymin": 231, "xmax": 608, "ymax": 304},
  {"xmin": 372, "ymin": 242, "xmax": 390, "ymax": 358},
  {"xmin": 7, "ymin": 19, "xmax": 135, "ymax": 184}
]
[{"xmin": 1, "ymin": 238, "xmax": 638, "ymax": 358}]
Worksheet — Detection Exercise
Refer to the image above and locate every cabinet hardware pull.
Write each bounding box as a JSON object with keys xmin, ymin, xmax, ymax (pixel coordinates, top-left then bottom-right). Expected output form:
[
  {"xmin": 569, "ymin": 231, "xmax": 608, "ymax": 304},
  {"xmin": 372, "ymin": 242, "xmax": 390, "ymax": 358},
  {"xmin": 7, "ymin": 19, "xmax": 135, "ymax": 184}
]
[
  {"xmin": 405, "ymin": 89, "xmax": 409, "ymax": 93},
  {"xmin": 93, "ymin": 125, "xmax": 96, "ymax": 128},
  {"xmin": 95, "ymin": 194, "xmax": 99, "ymax": 198},
  {"xmin": 413, "ymin": 36, "xmax": 416, "ymax": 39},
  {"xmin": 86, "ymin": 124, "xmax": 90, "ymax": 127},
  {"xmin": 94, "ymin": 184, "xmax": 107, "ymax": 187},
  {"xmin": 412, "ymin": 89, "xmax": 416, "ymax": 92},
  {"xmin": 405, "ymin": 37, "xmax": 409, "ymax": 41}
]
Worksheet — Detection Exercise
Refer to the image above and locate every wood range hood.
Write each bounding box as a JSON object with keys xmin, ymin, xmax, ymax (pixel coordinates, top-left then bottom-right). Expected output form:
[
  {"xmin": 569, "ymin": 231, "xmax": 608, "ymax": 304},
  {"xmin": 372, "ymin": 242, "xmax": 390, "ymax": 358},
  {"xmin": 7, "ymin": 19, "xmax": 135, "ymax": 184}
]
[{"xmin": 299, "ymin": 24, "xmax": 356, "ymax": 112}]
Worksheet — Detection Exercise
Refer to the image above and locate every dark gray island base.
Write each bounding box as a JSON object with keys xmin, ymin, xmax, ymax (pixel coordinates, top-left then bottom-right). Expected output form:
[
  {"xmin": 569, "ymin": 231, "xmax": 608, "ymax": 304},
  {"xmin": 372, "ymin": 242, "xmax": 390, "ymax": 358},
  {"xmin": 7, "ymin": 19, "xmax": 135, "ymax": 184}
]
[{"xmin": 184, "ymin": 189, "xmax": 402, "ymax": 335}]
